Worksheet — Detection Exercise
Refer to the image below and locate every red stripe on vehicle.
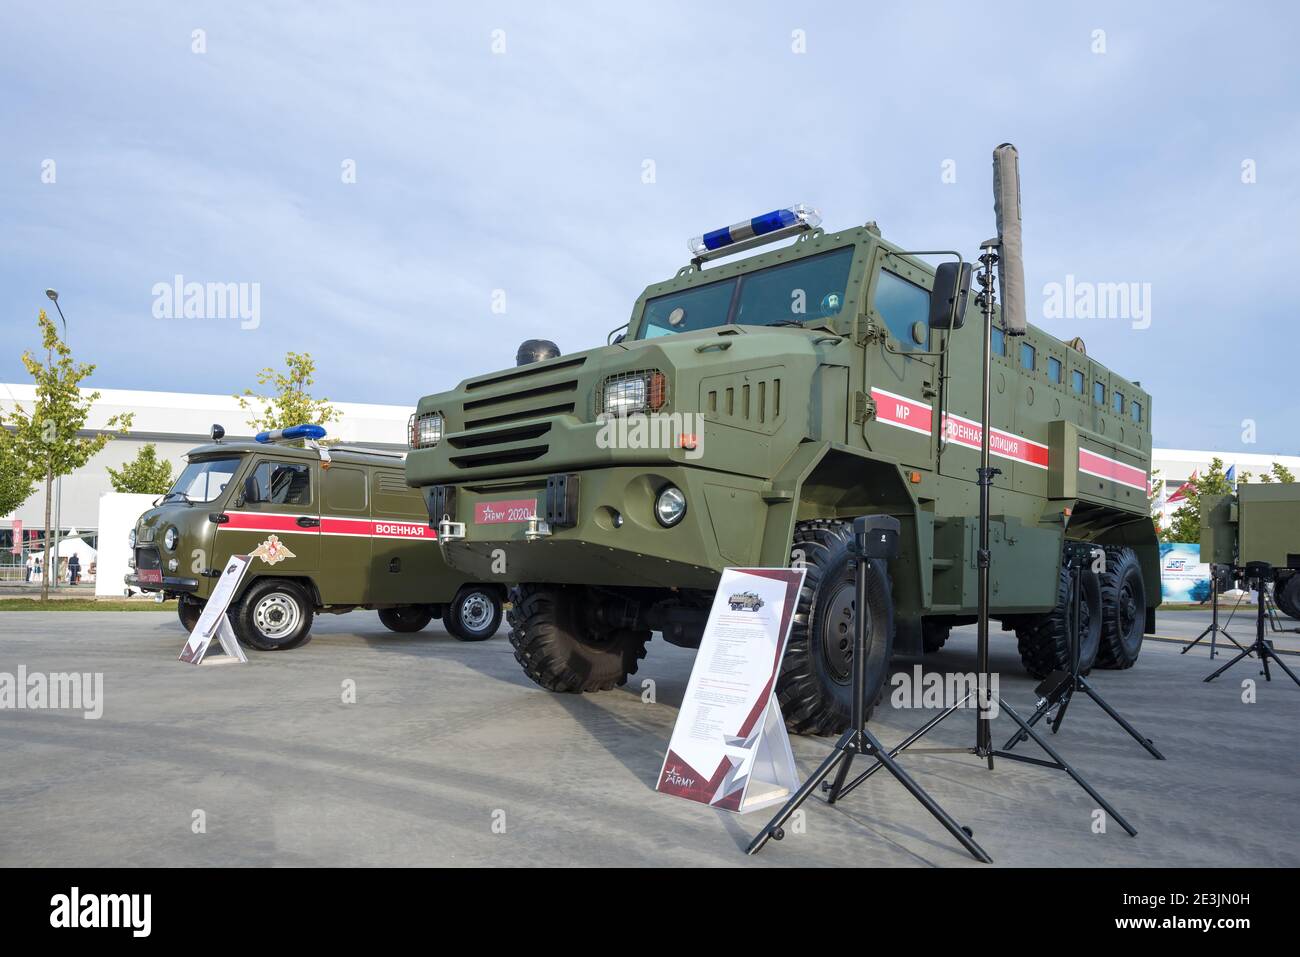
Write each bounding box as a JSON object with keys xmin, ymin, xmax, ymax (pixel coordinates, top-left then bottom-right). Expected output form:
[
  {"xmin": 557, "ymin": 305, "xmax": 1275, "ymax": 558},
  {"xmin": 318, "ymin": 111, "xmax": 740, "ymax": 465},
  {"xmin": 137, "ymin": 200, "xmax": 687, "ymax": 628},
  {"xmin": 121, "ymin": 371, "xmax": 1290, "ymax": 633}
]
[
  {"xmin": 870, "ymin": 388, "xmax": 933, "ymax": 436},
  {"xmin": 1078, "ymin": 448, "xmax": 1147, "ymax": 491},
  {"xmin": 221, "ymin": 512, "xmax": 436, "ymax": 539},
  {"xmin": 941, "ymin": 413, "xmax": 1050, "ymax": 469}
]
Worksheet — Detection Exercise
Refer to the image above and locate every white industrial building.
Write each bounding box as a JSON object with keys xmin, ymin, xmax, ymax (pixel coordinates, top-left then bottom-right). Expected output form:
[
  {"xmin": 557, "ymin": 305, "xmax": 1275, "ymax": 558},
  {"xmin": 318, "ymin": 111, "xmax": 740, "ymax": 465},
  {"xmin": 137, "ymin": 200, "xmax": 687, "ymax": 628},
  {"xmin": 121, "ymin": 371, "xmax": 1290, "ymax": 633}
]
[{"xmin": 3, "ymin": 383, "xmax": 1299, "ymax": 573}]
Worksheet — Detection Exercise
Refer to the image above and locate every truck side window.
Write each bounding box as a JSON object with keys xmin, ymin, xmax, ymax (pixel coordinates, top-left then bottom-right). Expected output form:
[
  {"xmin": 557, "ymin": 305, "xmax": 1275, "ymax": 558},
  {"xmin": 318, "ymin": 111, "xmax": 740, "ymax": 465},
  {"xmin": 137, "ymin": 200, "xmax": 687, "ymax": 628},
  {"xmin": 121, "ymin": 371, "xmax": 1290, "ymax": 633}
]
[
  {"xmin": 873, "ymin": 270, "xmax": 930, "ymax": 352},
  {"xmin": 1132, "ymin": 400, "xmax": 1143, "ymax": 424},
  {"xmin": 1071, "ymin": 370, "xmax": 1084, "ymax": 393},
  {"xmin": 1094, "ymin": 380, "xmax": 1105, "ymax": 406},
  {"xmin": 1048, "ymin": 356, "xmax": 1062, "ymax": 384},
  {"xmin": 1112, "ymin": 391, "xmax": 1125, "ymax": 414},
  {"xmin": 251, "ymin": 462, "xmax": 312, "ymax": 506},
  {"xmin": 991, "ymin": 325, "xmax": 1006, "ymax": 357},
  {"xmin": 1020, "ymin": 342, "xmax": 1035, "ymax": 371}
]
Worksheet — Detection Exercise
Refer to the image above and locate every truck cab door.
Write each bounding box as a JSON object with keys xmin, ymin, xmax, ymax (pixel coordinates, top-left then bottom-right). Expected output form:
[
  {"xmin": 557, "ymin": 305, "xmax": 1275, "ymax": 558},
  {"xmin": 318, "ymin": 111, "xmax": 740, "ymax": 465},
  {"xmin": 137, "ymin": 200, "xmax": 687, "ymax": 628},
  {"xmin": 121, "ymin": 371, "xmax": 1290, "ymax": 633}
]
[
  {"xmin": 862, "ymin": 257, "xmax": 938, "ymax": 471},
  {"xmin": 215, "ymin": 456, "xmax": 321, "ymax": 580}
]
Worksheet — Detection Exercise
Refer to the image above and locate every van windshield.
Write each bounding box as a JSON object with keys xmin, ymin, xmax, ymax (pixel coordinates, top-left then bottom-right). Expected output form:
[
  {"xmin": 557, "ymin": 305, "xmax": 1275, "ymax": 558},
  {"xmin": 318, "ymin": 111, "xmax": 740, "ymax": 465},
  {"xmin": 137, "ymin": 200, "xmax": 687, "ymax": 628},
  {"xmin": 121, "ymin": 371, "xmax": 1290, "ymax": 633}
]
[
  {"xmin": 165, "ymin": 457, "xmax": 242, "ymax": 503},
  {"xmin": 637, "ymin": 246, "xmax": 855, "ymax": 339}
]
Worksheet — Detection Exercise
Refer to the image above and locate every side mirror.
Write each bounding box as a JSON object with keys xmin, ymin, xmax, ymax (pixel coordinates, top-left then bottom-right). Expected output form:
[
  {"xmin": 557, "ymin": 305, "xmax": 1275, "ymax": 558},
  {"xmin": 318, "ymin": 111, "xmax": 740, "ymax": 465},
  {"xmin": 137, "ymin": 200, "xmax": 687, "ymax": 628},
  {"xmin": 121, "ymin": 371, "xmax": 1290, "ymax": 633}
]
[
  {"xmin": 241, "ymin": 475, "xmax": 260, "ymax": 505},
  {"xmin": 929, "ymin": 262, "xmax": 971, "ymax": 331}
]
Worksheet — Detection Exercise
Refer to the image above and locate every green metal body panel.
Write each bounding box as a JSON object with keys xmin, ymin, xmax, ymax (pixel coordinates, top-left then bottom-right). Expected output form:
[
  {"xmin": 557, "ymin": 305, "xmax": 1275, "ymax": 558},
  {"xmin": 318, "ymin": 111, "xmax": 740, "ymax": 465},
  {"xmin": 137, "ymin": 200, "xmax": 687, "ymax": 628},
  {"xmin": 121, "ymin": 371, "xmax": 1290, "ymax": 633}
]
[
  {"xmin": 129, "ymin": 441, "xmax": 469, "ymax": 608},
  {"xmin": 406, "ymin": 223, "xmax": 1161, "ymax": 648},
  {"xmin": 1200, "ymin": 484, "xmax": 1300, "ymax": 570}
]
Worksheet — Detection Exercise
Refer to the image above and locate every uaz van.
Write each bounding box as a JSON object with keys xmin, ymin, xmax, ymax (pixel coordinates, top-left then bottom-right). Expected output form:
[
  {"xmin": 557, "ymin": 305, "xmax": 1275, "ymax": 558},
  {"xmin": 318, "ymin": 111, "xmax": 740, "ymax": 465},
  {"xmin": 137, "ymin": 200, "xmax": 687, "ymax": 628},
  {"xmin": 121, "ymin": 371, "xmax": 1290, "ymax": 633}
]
[{"xmin": 127, "ymin": 425, "xmax": 503, "ymax": 649}]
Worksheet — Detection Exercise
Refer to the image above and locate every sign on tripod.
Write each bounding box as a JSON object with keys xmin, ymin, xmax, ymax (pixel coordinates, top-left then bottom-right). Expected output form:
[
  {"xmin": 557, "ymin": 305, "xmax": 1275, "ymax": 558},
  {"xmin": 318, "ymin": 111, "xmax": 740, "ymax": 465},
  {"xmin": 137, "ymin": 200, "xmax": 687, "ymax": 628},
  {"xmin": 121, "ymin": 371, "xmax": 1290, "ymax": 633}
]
[
  {"xmin": 656, "ymin": 567, "xmax": 804, "ymax": 813},
  {"xmin": 179, "ymin": 555, "xmax": 250, "ymax": 665}
]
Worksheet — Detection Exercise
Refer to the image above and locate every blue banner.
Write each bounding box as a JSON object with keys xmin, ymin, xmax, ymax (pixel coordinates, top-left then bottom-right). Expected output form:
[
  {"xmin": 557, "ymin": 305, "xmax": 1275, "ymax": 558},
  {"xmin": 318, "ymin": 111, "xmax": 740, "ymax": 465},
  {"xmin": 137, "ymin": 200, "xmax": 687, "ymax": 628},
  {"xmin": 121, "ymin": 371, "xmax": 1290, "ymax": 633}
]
[{"xmin": 1159, "ymin": 543, "xmax": 1212, "ymax": 603}]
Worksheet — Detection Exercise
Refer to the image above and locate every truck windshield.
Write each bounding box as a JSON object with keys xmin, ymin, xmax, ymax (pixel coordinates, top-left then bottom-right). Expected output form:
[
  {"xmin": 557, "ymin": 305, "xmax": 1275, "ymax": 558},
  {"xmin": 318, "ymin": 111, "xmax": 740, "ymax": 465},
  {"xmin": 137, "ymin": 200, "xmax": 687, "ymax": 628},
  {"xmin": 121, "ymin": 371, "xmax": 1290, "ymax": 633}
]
[
  {"xmin": 166, "ymin": 457, "xmax": 242, "ymax": 503},
  {"xmin": 637, "ymin": 246, "xmax": 855, "ymax": 339}
]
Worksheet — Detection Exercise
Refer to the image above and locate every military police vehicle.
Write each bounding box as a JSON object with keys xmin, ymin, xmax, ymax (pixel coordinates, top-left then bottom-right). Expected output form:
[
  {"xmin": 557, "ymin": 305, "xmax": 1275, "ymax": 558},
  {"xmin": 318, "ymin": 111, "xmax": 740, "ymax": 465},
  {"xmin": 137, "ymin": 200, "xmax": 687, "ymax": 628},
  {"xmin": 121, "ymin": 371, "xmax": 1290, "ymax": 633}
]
[
  {"xmin": 127, "ymin": 424, "xmax": 503, "ymax": 649},
  {"xmin": 1201, "ymin": 482, "xmax": 1300, "ymax": 618},
  {"xmin": 406, "ymin": 205, "xmax": 1159, "ymax": 734},
  {"xmin": 728, "ymin": 592, "xmax": 764, "ymax": 612}
]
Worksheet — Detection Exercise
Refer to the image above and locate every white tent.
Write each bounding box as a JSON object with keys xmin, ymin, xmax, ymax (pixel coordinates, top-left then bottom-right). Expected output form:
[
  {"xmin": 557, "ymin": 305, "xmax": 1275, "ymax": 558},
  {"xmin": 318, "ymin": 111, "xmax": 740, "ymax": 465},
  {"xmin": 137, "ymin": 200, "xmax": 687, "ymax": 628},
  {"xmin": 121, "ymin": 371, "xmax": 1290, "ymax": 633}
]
[{"xmin": 27, "ymin": 535, "xmax": 98, "ymax": 582}]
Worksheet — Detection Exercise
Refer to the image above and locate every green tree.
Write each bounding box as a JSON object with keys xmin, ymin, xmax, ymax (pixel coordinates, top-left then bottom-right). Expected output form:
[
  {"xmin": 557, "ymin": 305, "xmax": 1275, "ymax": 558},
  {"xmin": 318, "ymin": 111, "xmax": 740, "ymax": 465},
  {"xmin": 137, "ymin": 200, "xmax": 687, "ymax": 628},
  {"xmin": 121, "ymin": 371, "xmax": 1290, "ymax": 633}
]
[
  {"xmin": 236, "ymin": 351, "xmax": 341, "ymax": 442},
  {"xmin": 5, "ymin": 311, "xmax": 132, "ymax": 599},
  {"xmin": 1243, "ymin": 461, "xmax": 1297, "ymax": 484},
  {"xmin": 106, "ymin": 443, "xmax": 174, "ymax": 495},
  {"xmin": 1164, "ymin": 457, "xmax": 1234, "ymax": 544},
  {"xmin": 0, "ymin": 425, "xmax": 37, "ymax": 520}
]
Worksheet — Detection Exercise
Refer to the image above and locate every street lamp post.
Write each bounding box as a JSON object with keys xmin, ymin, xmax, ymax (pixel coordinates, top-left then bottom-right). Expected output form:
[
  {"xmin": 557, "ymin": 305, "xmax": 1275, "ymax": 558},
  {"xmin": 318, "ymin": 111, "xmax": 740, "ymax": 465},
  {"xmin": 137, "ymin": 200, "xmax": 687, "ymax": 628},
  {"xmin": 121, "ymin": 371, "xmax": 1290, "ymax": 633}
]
[{"xmin": 44, "ymin": 289, "xmax": 66, "ymax": 590}]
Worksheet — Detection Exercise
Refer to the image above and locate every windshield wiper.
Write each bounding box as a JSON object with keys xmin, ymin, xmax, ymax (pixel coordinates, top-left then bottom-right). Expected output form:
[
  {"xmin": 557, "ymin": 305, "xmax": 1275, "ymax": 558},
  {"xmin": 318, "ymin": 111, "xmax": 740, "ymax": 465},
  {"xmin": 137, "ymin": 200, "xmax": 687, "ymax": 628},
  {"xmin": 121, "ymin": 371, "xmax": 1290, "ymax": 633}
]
[
  {"xmin": 765, "ymin": 319, "xmax": 808, "ymax": 327},
  {"xmin": 163, "ymin": 492, "xmax": 196, "ymax": 505}
]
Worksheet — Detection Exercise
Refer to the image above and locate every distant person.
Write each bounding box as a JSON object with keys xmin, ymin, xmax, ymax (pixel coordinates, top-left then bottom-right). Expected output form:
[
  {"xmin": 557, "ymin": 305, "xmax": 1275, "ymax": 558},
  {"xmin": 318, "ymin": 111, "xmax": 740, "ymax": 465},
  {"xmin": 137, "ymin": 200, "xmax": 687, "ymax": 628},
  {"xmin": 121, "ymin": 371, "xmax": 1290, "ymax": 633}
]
[
  {"xmin": 24, "ymin": 557, "xmax": 32, "ymax": 582},
  {"xmin": 68, "ymin": 553, "xmax": 81, "ymax": 585}
]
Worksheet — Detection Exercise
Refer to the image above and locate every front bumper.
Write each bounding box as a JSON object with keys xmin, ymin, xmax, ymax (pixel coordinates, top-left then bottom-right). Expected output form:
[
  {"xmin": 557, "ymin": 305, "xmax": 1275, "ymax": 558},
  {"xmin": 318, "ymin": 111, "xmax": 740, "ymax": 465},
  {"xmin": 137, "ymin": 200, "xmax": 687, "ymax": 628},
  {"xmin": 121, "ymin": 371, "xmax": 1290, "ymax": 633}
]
[
  {"xmin": 125, "ymin": 573, "xmax": 200, "ymax": 594},
  {"xmin": 425, "ymin": 465, "xmax": 773, "ymax": 588}
]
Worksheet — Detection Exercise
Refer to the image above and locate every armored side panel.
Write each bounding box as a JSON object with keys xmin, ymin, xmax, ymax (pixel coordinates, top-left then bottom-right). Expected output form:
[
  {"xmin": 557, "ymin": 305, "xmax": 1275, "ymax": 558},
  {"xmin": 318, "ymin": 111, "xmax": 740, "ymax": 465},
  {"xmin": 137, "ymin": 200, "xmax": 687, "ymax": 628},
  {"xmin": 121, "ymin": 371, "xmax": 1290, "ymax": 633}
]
[
  {"xmin": 1237, "ymin": 483, "xmax": 1300, "ymax": 569},
  {"xmin": 1199, "ymin": 493, "xmax": 1237, "ymax": 566}
]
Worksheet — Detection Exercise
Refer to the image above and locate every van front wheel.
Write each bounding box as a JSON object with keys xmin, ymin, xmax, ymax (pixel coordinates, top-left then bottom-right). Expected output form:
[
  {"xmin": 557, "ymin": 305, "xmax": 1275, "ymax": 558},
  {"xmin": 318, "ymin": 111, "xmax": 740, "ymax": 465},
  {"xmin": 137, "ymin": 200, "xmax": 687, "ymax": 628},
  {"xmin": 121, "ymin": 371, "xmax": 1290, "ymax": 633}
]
[
  {"xmin": 234, "ymin": 579, "xmax": 314, "ymax": 651},
  {"xmin": 446, "ymin": 586, "xmax": 503, "ymax": 641}
]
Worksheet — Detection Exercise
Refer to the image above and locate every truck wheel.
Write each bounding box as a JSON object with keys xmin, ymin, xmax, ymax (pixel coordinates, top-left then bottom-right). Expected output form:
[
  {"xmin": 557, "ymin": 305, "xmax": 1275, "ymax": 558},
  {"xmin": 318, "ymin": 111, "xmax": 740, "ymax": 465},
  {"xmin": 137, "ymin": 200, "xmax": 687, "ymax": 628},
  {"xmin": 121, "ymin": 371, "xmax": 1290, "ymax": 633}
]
[
  {"xmin": 1095, "ymin": 546, "xmax": 1146, "ymax": 669},
  {"xmin": 778, "ymin": 520, "xmax": 894, "ymax": 736},
  {"xmin": 1274, "ymin": 574, "xmax": 1300, "ymax": 620},
  {"xmin": 922, "ymin": 619, "xmax": 950, "ymax": 653},
  {"xmin": 378, "ymin": 606, "xmax": 434, "ymax": 633},
  {"xmin": 178, "ymin": 596, "xmax": 204, "ymax": 633},
  {"xmin": 507, "ymin": 584, "xmax": 649, "ymax": 691},
  {"xmin": 233, "ymin": 579, "xmax": 313, "ymax": 651},
  {"xmin": 1015, "ymin": 562, "xmax": 1102, "ymax": 678},
  {"xmin": 446, "ymin": 586, "xmax": 503, "ymax": 641}
]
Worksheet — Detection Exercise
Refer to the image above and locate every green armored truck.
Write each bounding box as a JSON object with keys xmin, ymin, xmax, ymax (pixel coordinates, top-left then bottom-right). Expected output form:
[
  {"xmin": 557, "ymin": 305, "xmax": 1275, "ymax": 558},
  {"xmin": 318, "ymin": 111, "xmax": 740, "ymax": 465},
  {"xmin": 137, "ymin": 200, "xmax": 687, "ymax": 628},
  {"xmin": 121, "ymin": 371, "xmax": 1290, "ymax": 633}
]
[
  {"xmin": 127, "ymin": 424, "xmax": 504, "ymax": 649},
  {"xmin": 406, "ymin": 206, "xmax": 1160, "ymax": 734},
  {"xmin": 1201, "ymin": 482, "xmax": 1300, "ymax": 618},
  {"xmin": 728, "ymin": 592, "xmax": 765, "ymax": 612}
]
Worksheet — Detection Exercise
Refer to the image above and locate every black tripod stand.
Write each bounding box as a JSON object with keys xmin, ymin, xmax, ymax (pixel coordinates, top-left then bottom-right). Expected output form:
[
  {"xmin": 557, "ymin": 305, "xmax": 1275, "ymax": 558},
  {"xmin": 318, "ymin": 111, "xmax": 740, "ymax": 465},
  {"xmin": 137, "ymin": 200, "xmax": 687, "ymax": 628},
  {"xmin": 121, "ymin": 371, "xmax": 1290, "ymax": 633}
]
[
  {"xmin": 746, "ymin": 516, "xmax": 992, "ymax": 862},
  {"xmin": 1002, "ymin": 544, "xmax": 1164, "ymax": 759},
  {"xmin": 1181, "ymin": 566, "xmax": 1247, "ymax": 659},
  {"xmin": 1204, "ymin": 562, "xmax": 1300, "ymax": 688}
]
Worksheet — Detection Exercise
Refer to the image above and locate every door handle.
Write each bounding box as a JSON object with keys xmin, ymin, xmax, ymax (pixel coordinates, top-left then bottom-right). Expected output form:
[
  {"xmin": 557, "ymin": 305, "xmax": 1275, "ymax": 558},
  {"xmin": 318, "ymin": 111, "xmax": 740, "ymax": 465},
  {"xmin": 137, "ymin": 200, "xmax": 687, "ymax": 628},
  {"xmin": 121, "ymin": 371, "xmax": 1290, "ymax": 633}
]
[{"xmin": 296, "ymin": 517, "xmax": 320, "ymax": 528}]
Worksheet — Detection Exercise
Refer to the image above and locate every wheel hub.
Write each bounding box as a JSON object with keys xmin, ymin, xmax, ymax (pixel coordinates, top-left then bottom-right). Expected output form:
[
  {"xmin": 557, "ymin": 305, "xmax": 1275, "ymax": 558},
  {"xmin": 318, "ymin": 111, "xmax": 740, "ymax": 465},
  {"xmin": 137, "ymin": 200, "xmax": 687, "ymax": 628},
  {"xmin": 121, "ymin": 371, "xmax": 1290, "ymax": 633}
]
[
  {"xmin": 254, "ymin": 593, "xmax": 300, "ymax": 639},
  {"xmin": 460, "ymin": 593, "xmax": 492, "ymax": 633},
  {"xmin": 820, "ymin": 582, "xmax": 863, "ymax": 682}
]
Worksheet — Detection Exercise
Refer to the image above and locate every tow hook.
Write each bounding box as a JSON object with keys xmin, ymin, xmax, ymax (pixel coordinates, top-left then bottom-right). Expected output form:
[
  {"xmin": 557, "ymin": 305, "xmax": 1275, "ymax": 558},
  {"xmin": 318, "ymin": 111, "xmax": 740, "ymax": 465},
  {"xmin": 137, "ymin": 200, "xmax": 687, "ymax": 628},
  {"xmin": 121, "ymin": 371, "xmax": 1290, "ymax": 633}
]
[{"xmin": 524, "ymin": 516, "xmax": 552, "ymax": 541}]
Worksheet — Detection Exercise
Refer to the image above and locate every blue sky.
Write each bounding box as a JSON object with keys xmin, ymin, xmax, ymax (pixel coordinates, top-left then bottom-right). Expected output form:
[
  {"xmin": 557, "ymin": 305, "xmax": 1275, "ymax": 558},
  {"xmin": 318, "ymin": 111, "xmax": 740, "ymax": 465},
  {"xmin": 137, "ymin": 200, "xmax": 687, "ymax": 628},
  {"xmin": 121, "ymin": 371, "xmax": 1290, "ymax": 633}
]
[{"xmin": 3, "ymin": 1, "xmax": 1297, "ymax": 452}]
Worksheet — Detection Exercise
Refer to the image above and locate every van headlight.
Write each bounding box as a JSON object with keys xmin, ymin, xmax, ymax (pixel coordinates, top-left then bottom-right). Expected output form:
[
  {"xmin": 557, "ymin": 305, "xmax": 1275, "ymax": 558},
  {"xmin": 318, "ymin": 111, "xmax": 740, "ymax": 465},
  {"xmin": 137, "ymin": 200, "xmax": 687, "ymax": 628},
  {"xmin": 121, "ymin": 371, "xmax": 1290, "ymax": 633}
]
[
  {"xmin": 164, "ymin": 527, "xmax": 178, "ymax": 550},
  {"xmin": 128, "ymin": 529, "xmax": 136, "ymax": 548},
  {"xmin": 410, "ymin": 411, "xmax": 445, "ymax": 449},
  {"xmin": 600, "ymin": 371, "xmax": 667, "ymax": 416},
  {"xmin": 654, "ymin": 485, "xmax": 687, "ymax": 527}
]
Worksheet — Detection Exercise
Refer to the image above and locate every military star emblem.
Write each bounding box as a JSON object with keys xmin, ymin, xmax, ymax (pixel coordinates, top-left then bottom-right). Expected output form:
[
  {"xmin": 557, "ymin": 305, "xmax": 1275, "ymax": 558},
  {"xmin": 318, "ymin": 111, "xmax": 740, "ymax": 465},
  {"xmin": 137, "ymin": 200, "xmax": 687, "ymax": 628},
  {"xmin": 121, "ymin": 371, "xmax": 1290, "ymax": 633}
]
[{"xmin": 251, "ymin": 534, "xmax": 296, "ymax": 565}]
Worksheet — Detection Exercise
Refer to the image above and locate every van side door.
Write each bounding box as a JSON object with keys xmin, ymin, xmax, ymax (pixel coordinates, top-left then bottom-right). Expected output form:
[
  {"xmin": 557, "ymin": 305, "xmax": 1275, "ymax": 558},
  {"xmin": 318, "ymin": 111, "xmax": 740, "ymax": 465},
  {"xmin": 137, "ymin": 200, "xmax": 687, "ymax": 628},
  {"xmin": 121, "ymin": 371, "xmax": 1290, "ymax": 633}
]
[{"xmin": 318, "ymin": 465, "xmax": 371, "ymax": 605}]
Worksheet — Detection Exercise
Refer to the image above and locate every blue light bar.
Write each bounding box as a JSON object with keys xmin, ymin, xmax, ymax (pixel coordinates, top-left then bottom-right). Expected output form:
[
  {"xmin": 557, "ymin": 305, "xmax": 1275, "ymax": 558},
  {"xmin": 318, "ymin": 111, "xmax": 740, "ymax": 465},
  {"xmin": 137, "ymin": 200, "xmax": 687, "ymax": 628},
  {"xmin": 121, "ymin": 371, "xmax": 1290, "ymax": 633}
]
[
  {"xmin": 255, "ymin": 424, "xmax": 327, "ymax": 444},
  {"xmin": 689, "ymin": 204, "xmax": 821, "ymax": 260}
]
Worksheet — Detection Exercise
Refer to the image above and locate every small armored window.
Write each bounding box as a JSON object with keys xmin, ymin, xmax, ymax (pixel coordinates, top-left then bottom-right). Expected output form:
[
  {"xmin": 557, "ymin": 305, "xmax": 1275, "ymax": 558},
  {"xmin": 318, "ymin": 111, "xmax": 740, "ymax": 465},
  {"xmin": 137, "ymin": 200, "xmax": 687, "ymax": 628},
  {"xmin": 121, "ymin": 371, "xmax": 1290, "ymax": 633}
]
[
  {"xmin": 1132, "ymin": 400, "xmax": 1143, "ymax": 424},
  {"xmin": 1047, "ymin": 356, "xmax": 1062, "ymax": 384},
  {"xmin": 1094, "ymin": 380, "xmax": 1105, "ymax": 406},
  {"xmin": 1071, "ymin": 370, "xmax": 1085, "ymax": 394},
  {"xmin": 991, "ymin": 325, "xmax": 1006, "ymax": 356},
  {"xmin": 1113, "ymin": 391, "xmax": 1125, "ymax": 414},
  {"xmin": 1020, "ymin": 342, "xmax": 1035, "ymax": 371}
]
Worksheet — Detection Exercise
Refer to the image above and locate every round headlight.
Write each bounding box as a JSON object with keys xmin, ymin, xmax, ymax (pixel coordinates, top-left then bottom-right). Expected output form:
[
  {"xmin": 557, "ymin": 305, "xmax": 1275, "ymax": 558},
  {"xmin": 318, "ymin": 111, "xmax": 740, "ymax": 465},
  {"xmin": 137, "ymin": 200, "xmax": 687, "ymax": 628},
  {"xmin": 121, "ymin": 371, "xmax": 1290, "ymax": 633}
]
[
  {"xmin": 164, "ymin": 527, "xmax": 178, "ymax": 550},
  {"xmin": 654, "ymin": 486, "xmax": 687, "ymax": 527},
  {"xmin": 128, "ymin": 529, "xmax": 136, "ymax": 548}
]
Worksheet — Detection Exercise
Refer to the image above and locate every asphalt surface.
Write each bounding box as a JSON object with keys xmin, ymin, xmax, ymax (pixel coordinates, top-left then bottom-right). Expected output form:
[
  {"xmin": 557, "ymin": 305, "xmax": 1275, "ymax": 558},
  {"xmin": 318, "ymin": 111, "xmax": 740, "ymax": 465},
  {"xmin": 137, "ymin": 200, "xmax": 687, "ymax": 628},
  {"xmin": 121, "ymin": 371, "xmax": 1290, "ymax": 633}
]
[{"xmin": 1, "ymin": 608, "xmax": 1297, "ymax": 867}]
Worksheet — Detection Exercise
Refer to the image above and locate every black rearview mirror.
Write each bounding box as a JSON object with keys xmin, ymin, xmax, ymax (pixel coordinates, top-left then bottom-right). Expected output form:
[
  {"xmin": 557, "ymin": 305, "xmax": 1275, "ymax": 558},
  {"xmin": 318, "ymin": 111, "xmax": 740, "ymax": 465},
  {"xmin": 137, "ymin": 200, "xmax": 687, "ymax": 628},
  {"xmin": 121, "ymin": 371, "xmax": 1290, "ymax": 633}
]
[
  {"xmin": 242, "ymin": 475, "xmax": 261, "ymax": 505},
  {"xmin": 929, "ymin": 261, "xmax": 971, "ymax": 331}
]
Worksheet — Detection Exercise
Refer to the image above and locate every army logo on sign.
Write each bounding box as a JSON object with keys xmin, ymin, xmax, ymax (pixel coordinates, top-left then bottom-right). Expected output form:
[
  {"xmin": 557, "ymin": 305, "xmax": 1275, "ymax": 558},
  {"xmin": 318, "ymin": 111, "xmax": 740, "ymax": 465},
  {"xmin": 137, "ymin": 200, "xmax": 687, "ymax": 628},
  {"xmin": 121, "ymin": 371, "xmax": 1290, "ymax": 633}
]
[{"xmin": 251, "ymin": 534, "xmax": 296, "ymax": 565}]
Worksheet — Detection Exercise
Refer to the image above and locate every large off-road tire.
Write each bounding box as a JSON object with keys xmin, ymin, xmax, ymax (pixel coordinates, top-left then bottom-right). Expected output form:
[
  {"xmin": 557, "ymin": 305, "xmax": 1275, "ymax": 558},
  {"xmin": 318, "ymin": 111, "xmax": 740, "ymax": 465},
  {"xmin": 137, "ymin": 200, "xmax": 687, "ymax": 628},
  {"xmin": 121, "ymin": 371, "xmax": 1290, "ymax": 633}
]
[
  {"xmin": 507, "ymin": 585, "xmax": 649, "ymax": 691},
  {"xmin": 177, "ymin": 596, "xmax": 204, "ymax": 633},
  {"xmin": 1273, "ymin": 573, "xmax": 1300, "ymax": 621},
  {"xmin": 1095, "ymin": 546, "xmax": 1147, "ymax": 669},
  {"xmin": 777, "ymin": 520, "xmax": 895, "ymax": 736},
  {"xmin": 233, "ymin": 579, "xmax": 314, "ymax": 651},
  {"xmin": 1015, "ymin": 560, "xmax": 1102, "ymax": 678},
  {"xmin": 378, "ymin": 605, "xmax": 434, "ymax": 633},
  {"xmin": 446, "ymin": 585, "xmax": 503, "ymax": 642},
  {"xmin": 921, "ymin": 619, "xmax": 950, "ymax": 653}
]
